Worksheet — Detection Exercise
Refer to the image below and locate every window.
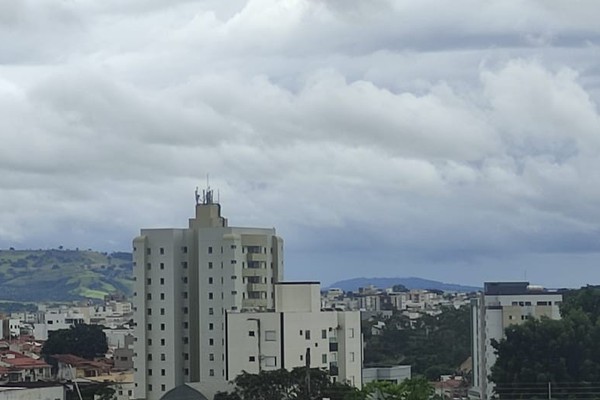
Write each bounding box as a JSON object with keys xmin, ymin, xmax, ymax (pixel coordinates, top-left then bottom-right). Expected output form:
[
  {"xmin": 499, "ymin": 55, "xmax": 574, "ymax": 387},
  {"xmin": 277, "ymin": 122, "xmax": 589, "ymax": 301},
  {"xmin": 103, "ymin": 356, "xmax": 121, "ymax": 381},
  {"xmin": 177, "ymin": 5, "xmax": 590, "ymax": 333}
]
[
  {"xmin": 305, "ymin": 330, "xmax": 311, "ymax": 340},
  {"xmin": 160, "ymin": 308, "xmax": 165, "ymax": 315},
  {"xmin": 183, "ymin": 322, "xmax": 189, "ymax": 329},
  {"xmin": 147, "ymin": 308, "xmax": 152, "ymax": 316},
  {"xmin": 232, "ymin": 291, "xmax": 238, "ymax": 295},
  {"xmin": 160, "ymin": 263, "xmax": 164, "ymax": 270},
  {"xmin": 147, "ymin": 294, "xmax": 152, "ymax": 300},
  {"xmin": 209, "ymin": 292, "xmax": 213, "ymax": 300},
  {"xmin": 322, "ymin": 329, "xmax": 327, "ymax": 339},
  {"xmin": 160, "ymin": 339, "xmax": 165, "ymax": 346},
  {"xmin": 161, "ymin": 369, "xmax": 165, "ymax": 376},
  {"xmin": 208, "ymin": 247, "xmax": 213, "ymax": 254},
  {"xmin": 184, "ymin": 337, "xmax": 189, "ymax": 344},
  {"xmin": 147, "ymin": 323, "xmax": 152, "ymax": 331},
  {"xmin": 209, "ymin": 369, "xmax": 215, "ymax": 376},
  {"xmin": 147, "ymin": 354, "xmax": 152, "ymax": 361},
  {"xmin": 147, "ymin": 278, "xmax": 152, "ymax": 285},
  {"xmin": 183, "ymin": 307, "xmax": 188, "ymax": 314},
  {"xmin": 299, "ymin": 330, "xmax": 303, "ymax": 336},
  {"xmin": 209, "ymin": 308, "xmax": 214, "ymax": 315},
  {"xmin": 231, "ymin": 245, "xmax": 237, "ymax": 249},
  {"xmin": 350, "ymin": 352, "xmax": 355, "ymax": 362},
  {"xmin": 183, "ymin": 277, "xmax": 188, "ymax": 283},
  {"xmin": 265, "ymin": 330, "xmax": 277, "ymax": 341},
  {"xmin": 147, "ymin": 339, "xmax": 152, "ymax": 346},
  {"xmin": 182, "ymin": 246, "xmax": 188, "ymax": 253},
  {"xmin": 209, "ymin": 353, "xmax": 214, "ymax": 361},
  {"xmin": 208, "ymin": 262, "xmax": 213, "ymax": 269},
  {"xmin": 249, "ymin": 331, "xmax": 255, "ymax": 337},
  {"xmin": 161, "ymin": 384, "xmax": 166, "ymax": 392},
  {"xmin": 181, "ymin": 261, "xmax": 188, "ymax": 269},
  {"xmin": 209, "ymin": 338, "xmax": 214, "ymax": 345},
  {"xmin": 209, "ymin": 323, "xmax": 214, "ymax": 330},
  {"xmin": 183, "ymin": 292, "xmax": 188, "ymax": 299},
  {"xmin": 349, "ymin": 328, "xmax": 355, "ymax": 338},
  {"xmin": 231, "ymin": 260, "xmax": 237, "ymax": 264},
  {"xmin": 184, "ymin": 353, "xmax": 189, "ymax": 360},
  {"xmin": 148, "ymin": 368, "xmax": 152, "ymax": 376},
  {"xmin": 249, "ymin": 356, "xmax": 256, "ymax": 362},
  {"xmin": 147, "ymin": 248, "xmax": 151, "ymax": 255},
  {"xmin": 184, "ymin": 368, "xmax": 189, "ymax": 376},
  {"xmin": 147, "ymin": 263, "xmax": 151, "ymax": 270},
  {"xmin": 231, "ymin": 275, "xmax": 237, "ymax": 280},
  {"xmin": 148, "ymin": 384, "xmax": 152, "ymax": 391},
  {"xmin": 161, "ymin": 323, "xmax": 165, "ymax": 331},
  {"xmin": 160, "ymin": 248, "xmax": 164, "ymax": 255},
  {"xmin": 161, "ymin": 354, "xmax": 165, "ymax": 361},
  {"xmin": 264, "ymin": 357, "xmax": 277, "ymax": 367},
  {"xmin": 208, "ymin": 277, "xmax": 213, "ymax": 284},
  {"xmin": 322, "ymin": 354, "xmax": 327, "ymax": 364},
  {"xmin": 160, "ymin": 278, "xmax": 164, "ymax": 285}
]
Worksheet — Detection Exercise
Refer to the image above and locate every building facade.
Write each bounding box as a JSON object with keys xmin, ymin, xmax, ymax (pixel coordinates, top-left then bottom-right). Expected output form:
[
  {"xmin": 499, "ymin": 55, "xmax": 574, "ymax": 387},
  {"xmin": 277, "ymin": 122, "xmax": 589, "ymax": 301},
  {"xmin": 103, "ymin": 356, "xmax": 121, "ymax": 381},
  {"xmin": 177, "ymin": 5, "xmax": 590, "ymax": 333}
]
[
  {"xmin": 226, "ymin": 283, "xmax": 363, "ymax": 387},
  {"xmin": 471, "ymin": 282, "xmax": 562, "ymax": 400},
  {"xmin": 133, "ymin": 190, "xmax": 283, "ymax": 399}
]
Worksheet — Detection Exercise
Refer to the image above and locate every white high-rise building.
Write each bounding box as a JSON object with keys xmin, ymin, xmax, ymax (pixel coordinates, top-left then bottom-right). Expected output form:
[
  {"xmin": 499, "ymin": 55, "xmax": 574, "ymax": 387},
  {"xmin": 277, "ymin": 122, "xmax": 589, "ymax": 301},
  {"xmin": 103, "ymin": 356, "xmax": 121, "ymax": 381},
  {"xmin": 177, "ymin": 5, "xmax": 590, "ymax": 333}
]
[
  {"xmin": 226, "ymin": 282, "xmax": 363, "ymax": 387},
  {"xmin": 133, "ymin": 189, "xmax": 283, "ymax": 400},
  {"xmin": 470, "ymin": 282, "xmax": 562, "ymax": 400}
]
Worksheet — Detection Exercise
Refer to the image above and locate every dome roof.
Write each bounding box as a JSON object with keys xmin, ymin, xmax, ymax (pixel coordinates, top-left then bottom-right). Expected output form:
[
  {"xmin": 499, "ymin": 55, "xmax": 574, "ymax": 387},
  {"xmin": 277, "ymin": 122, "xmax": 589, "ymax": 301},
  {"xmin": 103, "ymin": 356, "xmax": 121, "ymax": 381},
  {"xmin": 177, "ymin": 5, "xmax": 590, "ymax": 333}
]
[{"xmin": 160, "ymin": 385, "xmax": 209, "ymax": 400}]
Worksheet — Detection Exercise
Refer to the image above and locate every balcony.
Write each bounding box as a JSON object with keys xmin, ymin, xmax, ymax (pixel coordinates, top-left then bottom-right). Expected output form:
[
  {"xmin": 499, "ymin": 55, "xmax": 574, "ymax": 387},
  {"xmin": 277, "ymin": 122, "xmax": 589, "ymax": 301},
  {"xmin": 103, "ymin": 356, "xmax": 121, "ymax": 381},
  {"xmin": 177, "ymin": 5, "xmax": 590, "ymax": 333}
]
[
  {"xmin": 243, "ymin": 268, "xmax": 267, "ymax": 278},
  {"xmin": 243, "ymin": 298, "xmax": 267, "ymax": 308},
  {"xmin": 247, "ymin": 253, "xmax": 267, "ymax": 262},
  {"xmin": 247, "ymin": 283, "xmax": 268, "ymax": 292}
]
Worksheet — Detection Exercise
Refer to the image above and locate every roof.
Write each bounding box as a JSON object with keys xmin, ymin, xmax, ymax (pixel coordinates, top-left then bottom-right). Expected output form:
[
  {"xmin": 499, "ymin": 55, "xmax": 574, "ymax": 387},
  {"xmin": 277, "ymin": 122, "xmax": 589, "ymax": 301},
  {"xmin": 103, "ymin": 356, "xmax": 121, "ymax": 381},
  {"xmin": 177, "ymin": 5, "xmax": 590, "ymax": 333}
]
[
  {"xmin": 160, "ymin": 385, "xmax": 209, "ymax": 400},
  {"xmin": 51, "ymin": 354, "xmax": 110, "ymax": 371}
]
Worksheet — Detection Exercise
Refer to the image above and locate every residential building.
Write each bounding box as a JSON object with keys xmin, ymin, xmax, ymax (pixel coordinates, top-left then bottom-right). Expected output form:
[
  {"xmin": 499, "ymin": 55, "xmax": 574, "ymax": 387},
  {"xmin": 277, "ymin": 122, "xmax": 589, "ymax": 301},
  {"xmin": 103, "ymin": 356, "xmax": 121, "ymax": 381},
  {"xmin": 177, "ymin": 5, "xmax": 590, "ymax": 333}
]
[
  {"xmin": 470, "ymin": 282, "xmax": 562, "ymax": 400},
  {"xmin": 362, "ymin": 365, "xmax": 411, "ymax": 385},
  {"xmin": 132, "ymin": 189, "xmax": 283, "ymax": 400},
  {"xmin": 226, "ymin": 282, "xmax": 362, "ymax": 387}
]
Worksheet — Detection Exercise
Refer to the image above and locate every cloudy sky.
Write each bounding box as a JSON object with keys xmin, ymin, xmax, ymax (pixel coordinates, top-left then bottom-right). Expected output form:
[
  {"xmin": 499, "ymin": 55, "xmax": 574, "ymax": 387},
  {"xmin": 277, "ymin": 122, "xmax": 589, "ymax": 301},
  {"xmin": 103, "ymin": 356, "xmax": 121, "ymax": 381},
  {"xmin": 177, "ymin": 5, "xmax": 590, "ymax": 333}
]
[{"xmin": 2, "ymin": 0, "xmax": 600, "ymax": 288}]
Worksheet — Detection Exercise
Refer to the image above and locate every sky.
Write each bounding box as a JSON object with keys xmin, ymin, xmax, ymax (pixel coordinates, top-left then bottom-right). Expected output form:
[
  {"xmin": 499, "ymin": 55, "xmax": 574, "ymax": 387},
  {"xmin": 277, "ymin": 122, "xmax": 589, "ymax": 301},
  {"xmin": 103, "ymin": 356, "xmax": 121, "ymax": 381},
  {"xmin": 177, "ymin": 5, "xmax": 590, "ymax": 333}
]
[{"xmin": 2, "ymin": 0, "xmax": 600, "ymax": 288}]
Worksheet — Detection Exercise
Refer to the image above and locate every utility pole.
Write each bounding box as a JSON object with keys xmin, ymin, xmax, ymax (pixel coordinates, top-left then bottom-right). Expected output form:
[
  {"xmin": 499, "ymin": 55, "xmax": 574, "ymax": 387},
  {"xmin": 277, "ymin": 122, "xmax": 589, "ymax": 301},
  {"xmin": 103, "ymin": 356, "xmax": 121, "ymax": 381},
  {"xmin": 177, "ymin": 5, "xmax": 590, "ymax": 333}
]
[{"xmin": 305, "ymin": 348, "xmax": 311, "ymax": 400}]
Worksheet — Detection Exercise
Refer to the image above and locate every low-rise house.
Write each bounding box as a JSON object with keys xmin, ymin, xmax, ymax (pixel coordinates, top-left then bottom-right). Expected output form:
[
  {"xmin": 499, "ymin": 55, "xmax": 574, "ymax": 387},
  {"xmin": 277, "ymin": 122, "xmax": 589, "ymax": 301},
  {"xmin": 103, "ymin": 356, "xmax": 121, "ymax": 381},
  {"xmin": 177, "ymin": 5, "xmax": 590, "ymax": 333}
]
[
  {"xmin": 50, "ymin": 354, "xmax": 111, "ymax": 380},
  {"xmin": 0, "ymin": 352, "xmax": 51, "ymax": 382}
]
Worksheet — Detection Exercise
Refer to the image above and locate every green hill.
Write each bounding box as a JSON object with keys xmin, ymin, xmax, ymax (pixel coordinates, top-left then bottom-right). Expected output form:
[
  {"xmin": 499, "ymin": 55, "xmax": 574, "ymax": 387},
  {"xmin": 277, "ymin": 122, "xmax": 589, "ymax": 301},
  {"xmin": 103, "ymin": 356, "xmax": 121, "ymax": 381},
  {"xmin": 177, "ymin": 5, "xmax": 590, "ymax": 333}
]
[{"xmin": 0, "ymin": 249, "xmax": 133, "ymax": 302}]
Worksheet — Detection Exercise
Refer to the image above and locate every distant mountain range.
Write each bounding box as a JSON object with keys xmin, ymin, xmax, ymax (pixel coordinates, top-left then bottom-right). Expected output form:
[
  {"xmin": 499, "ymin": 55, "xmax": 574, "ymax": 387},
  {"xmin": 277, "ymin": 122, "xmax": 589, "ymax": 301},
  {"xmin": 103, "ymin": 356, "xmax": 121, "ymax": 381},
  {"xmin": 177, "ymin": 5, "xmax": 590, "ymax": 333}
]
[
  {"xmin": 0, "ymin": 249, "xmax": 480, "ymax": 303},
  {"xmin": 325, "ymin": 277, "xmax": 481, "ymax": 293},
  {"xmin": 0, "ymin": 249, "xmax": 133, "ymax": 302}
]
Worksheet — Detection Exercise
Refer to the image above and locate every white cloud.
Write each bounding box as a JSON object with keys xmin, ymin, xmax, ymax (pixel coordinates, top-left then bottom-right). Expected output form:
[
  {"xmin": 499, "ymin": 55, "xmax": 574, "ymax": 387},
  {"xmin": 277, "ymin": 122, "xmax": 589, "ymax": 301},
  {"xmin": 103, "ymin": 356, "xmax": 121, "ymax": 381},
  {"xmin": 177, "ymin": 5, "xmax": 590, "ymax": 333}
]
[{"xmin": 1, "ymin": 0, "xmax": 600, "ymax": 287}]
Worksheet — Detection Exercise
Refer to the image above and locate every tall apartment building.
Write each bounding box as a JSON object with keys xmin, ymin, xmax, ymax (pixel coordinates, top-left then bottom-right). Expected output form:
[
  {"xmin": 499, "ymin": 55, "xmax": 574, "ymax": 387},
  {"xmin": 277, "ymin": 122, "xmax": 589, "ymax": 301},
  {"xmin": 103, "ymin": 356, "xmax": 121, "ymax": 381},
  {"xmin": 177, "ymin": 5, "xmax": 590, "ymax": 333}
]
[
  {"xmin": 470, "ymin": 282, "xmax": 562, "ymax": 400},
  {"xmin": 226, "ymin": 282, "xmax": 363, "ymax": 387},
  {"xmin": 132, "ymin": 189, "xmax": 283, "ymax": 400}
]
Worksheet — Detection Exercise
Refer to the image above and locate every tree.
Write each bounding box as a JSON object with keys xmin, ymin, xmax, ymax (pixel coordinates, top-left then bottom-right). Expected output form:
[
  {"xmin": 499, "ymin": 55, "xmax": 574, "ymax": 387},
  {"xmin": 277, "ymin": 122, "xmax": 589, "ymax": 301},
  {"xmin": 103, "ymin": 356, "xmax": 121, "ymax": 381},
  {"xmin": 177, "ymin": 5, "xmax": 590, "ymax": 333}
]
[
  {"xmin": 490, "ymin": 286, "xmax": 600, "ymax": 399},
  {"xmin": 362, "ymin": 378, "xmax": 434, "ymax": 400},
  {"xmin": 364, "ymin": 306, "xmax": 471, "ymax": 379},
  {"xmin": 225, "ymin": 367, "xmax": 359, "ymax": 400},
  {"xmin": 42, "ymin": 324, "xmax": 108, "ymax": 360}
]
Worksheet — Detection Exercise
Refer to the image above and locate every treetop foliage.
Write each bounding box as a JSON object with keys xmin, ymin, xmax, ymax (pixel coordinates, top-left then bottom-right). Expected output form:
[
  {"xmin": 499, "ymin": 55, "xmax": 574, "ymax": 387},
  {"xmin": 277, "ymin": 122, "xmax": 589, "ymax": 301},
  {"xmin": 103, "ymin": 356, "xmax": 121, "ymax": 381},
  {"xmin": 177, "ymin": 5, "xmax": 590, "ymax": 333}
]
[
  {"xmin": 214, "ymin": 368, "xmax": 433, "ymax": 400},
  {"xmin": 41, "ymin": 323, "xmax": 108, "ymax": 361},
  {"xmin": 491, "ymin": 286, "xmax": 600, "ymax": 399}
]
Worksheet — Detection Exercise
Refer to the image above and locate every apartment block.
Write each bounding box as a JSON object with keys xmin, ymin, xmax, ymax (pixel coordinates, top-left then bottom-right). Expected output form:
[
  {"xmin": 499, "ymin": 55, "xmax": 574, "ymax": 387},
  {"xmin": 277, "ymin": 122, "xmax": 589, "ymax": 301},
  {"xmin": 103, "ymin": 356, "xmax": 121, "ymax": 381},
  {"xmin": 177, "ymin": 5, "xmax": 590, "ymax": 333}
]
[
  {"xmin": 132, "ymin": 189, "xmax": 283, "ymax": 400},
  {"xmin": 470, "ymin": 282, "xmax": 562, "ymax": 400},
  {"xmin": 226, "ymin": 282, "xmax": 362, "ymax": 387}
]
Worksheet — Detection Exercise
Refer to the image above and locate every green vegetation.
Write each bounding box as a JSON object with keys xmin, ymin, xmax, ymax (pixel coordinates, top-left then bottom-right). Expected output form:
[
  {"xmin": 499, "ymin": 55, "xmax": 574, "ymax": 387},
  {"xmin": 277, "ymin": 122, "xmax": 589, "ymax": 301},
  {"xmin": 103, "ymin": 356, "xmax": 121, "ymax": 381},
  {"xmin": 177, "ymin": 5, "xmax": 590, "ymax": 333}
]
[
  {"xmin": 42, "ymin": 324, "xmax": 108, "ymax": 360},
  {"xmin": 491, "ymin": 286, "xmax": 600, "ymax": 399},
  {"xmin": 0, "ymin": 249, "xmax": 133, "ymax": 302},
  {"xmin": 214, "ymin": 368, "xmax": 432, "ymax": 400},
  {"xmin": 363, "ymin": 306, "xmax": 471, "ymax": 379}
]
